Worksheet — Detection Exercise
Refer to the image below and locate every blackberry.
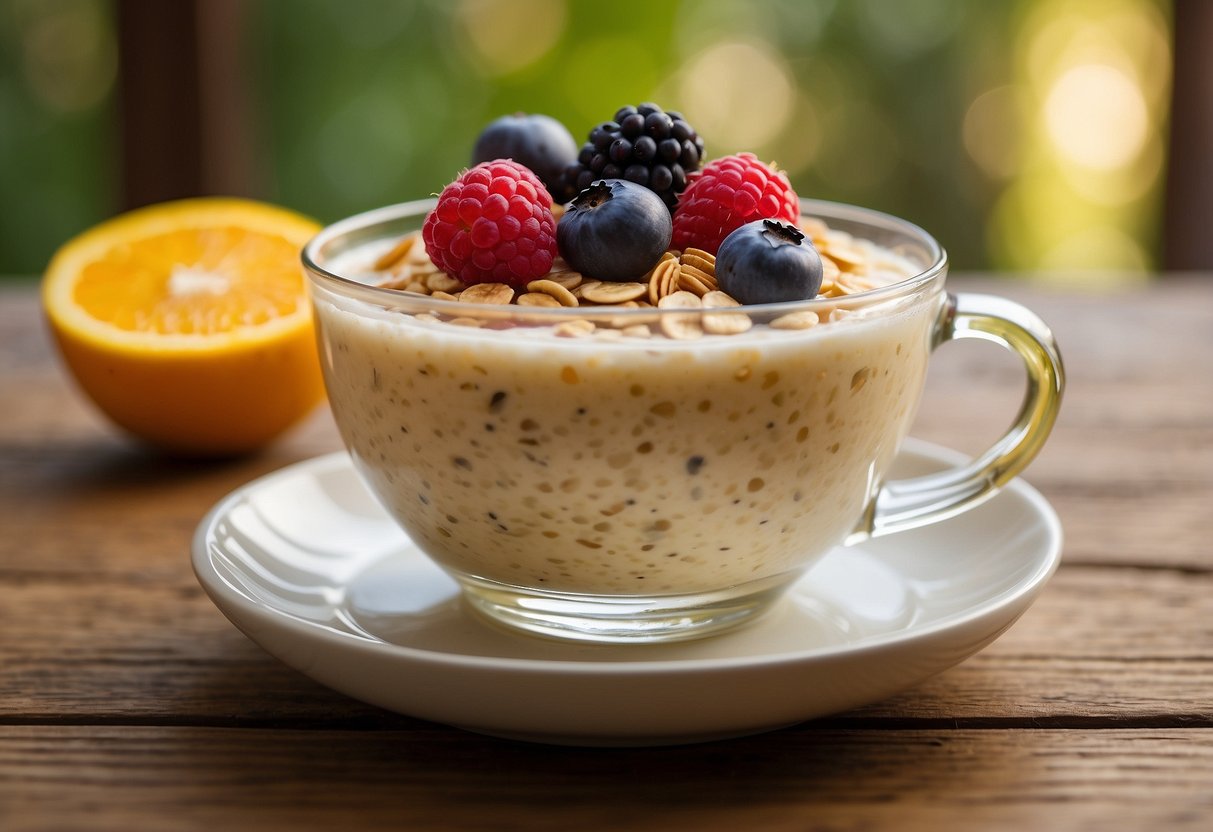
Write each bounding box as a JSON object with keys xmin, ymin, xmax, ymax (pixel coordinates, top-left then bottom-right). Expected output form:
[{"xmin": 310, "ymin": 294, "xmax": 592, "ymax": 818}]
[{"xmin": 559, "ymin": 103, "xmax": 704, "ymax": 210}]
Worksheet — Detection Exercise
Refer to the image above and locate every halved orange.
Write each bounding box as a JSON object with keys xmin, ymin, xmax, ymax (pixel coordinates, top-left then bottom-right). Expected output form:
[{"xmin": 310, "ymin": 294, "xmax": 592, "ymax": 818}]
[{"xmin": 43, "ymin": 197, "xmax": 326, "ymax": 456}]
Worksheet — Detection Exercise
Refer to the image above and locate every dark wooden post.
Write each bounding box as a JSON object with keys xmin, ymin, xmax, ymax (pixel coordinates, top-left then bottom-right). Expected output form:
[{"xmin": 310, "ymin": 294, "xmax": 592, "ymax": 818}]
[
  {"xmin": 1164, "ymin": 0, "xmax": 1213, "ymax": 270},
  {"xmin": 114, "ymin": 0, "xmax": 255, "ymax": 211}
]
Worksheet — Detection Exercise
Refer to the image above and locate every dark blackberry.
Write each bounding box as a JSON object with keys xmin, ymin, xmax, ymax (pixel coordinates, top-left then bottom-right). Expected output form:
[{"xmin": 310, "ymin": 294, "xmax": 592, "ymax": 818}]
[{"xmin": 558, "ymin": 104, "xmax": 704, "ymax": 210}]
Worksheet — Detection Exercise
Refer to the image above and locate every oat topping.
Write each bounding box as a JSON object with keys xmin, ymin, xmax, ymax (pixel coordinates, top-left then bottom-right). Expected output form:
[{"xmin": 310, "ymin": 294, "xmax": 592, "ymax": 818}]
[
  {"xmin": 525, "ymin": 278, "xmax": 579, "ymax": 307},
  {"xmin": 656, "ymin": 290, "xmax": 705, "ymax": 341},
  {"xmin": 372, "ymin": 234, "xmax": 415, "ymax": 271},
  {"xmin": 578, "ymin": 281, "xmax": 647, "ymax": 304},
  {"xmin": 646, "ymin": 256, "xmax": 681, "ymax": 305},
  {"xmin": 701, "ymin": 291, "xmax": 753, "ymax": 336},
  {"xmin": 458, "ymin": 282, "xmax": 516, "ymax": 305},
  {"xmin": 769, "ymin": 311, "xmax": 820, "ymax": 330},
  {"xmin": 364, "ymin": 215, "xmax": 915, "ymax": 338},
  {"xmin": 516, "ymin": 291, "xmax": 563, "ymax": 308}
]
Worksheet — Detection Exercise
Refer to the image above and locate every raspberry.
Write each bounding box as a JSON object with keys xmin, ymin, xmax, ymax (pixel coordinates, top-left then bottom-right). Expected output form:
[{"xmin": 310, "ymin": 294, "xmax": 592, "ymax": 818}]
[
  {"xmin": 671, "ymin": 153, "xmax": 800, "ymax": 255},
  {"xmin": 422, "ymin": 159, "xmax": 557, "ymax": 287}
]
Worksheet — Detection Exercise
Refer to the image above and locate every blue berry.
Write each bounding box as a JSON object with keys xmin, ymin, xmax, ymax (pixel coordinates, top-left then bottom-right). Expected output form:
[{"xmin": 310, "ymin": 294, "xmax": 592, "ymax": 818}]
[
  {"xmin": 715, "ymin": 220, "xmax": 824, "ymax": 305},
  {"xmin": 556, "ymin": 179, "xmax": 673, "ymax": 282},
  {"xmin": 472, "ymin": 113, "xmax": 578, "ymax": 202}
]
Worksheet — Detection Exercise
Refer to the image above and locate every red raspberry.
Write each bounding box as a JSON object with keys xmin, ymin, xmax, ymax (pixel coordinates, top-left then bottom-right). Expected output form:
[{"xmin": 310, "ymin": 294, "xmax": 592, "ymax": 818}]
[
  {"xmin": 671, "ymin": 153, "xmax": 800, "ymax": 255},
  {"xmin": 422, "ymin": 159, "xmax": 557, "ymax": 286}
]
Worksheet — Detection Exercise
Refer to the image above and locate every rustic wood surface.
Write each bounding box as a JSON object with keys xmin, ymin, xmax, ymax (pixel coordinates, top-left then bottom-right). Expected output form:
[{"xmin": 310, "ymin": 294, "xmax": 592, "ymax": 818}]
[{"xmin": 2, "ymin": 276, "xmax": 1211, "ymax": 831}]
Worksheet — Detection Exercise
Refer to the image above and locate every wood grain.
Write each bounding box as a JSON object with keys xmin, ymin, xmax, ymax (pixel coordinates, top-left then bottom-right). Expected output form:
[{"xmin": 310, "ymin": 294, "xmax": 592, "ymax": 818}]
[
  {"xmin": 2, "ymin": 727, "xmax": 1211, "ymax": 831},
  {"xmin": 1, "ymin": 567, "xmax": 1209, "ymax": 726},
  {"xmin": 3, "ymin": 278, "xmax": 1212, "ymax": 830}
]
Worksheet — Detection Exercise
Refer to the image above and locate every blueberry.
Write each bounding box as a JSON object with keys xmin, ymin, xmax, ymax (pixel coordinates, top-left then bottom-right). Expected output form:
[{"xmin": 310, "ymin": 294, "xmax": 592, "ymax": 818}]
[
  {"xmin": 472, "ymin": 113, "xmax": 578, "ymax": 200},
  {"xmin": 715, "ymin": 220, "xmax": 824, "ymax": 305},
  {"xmin": 557, "ymin": 179, "xmax": 673, "ymax": 282}
]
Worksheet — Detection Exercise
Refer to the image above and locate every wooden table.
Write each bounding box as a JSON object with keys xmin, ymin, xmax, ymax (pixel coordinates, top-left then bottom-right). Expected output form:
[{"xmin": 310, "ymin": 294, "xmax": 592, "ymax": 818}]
[{"xmin": 2, "ymin": 276, "xmax": 1210, "ymax": 830}]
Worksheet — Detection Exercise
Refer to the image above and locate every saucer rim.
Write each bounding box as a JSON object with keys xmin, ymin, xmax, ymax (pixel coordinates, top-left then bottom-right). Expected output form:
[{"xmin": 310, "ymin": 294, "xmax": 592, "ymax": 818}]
[{"xmin": 192, "ymin": 438, "xmax": 1062, "ymax": 676}]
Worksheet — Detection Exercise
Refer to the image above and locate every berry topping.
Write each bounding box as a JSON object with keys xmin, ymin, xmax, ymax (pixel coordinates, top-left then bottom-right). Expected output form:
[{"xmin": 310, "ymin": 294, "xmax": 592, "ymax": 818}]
[
  {"xmin": 557, "ymin": 179, "xmax": 673, "ymax": 282},
  {"xmin": 671, "ymin": 153, "xmax": 800, "ymax": 255},
  {"xmin": 471, "ymin": 113, "xmax": 579, "ymax": 202},
  {"xmin": 714, "ymin": 219, "xmax": 824, "ymax": 305},
  {"xmin": 559, "ymin": 103, "xmax": 704, "ymax": 211},
  {"xmin": 422, "ymin": 159, "xmax": 557, "ymax": 287}
]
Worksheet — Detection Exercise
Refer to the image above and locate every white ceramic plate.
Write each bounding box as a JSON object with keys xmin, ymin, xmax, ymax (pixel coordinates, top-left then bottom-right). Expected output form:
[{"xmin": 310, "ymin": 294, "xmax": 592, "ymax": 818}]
[{"xmin": 192, "ymin": 439, "xmax": 1061, "ymax": 746}]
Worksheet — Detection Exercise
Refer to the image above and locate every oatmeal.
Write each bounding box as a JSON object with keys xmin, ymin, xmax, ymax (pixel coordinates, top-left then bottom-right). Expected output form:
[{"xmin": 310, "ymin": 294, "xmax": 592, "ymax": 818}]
[{"xmin": 310, "ymin": 219, "xmax": 937, "ymax": 594}]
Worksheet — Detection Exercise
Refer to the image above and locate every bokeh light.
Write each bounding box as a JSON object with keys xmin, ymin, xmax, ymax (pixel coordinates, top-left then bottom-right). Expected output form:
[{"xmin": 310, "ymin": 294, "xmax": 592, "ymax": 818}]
[
  {"xmin": 562, "ymin": 37, "xmax": 661, "ymax": 127},
  {"xmin": 0, "ymin": 0, "xmax": 1177, "ymax": 279},
  {"xmin": 963, "ymin": 85, "xmax": 1024, "ymax": 181},
  {"xmin": 19, "ymin": 0, "xmax": 115, "ymax": 113},
  {"xmin": 990, "ymin": 0, "xmax": 1171, "ymax": 275},
  {"xmin": 455, "ymin": 0, "xmax": 566, "ymax": 78},
  {"xmin": 671, "ymin": 40, "xmax": 795, "ymax": 153},
  {"xmin": 1045, "ymin": 64, "xmax": 1148, "ymax": 171}
]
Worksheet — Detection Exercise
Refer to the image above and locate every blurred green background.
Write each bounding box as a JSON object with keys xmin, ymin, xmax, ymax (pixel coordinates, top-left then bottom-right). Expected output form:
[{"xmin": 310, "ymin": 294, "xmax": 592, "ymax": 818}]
[{"xmin": 0, "ymin": 0, "xmax": 1172, "ymax": 277}]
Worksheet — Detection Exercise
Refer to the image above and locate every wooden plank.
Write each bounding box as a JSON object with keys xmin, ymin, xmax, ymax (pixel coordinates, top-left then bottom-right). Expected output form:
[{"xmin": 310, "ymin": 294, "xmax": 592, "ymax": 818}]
[
  {"xmin": 1048, "ymin": 490, "xmax": 1213, "ymax": 568},
  {"xmin": 1, "ymin": 567, "xmax": 1209, "ymax": 725},
  {"xmin": 862, "ymin": 565, "xmax": 1213, "ymax": 721},
  {"xmin": 1, "ymin": 726, "xmax": 1210, "ymax": 831}
]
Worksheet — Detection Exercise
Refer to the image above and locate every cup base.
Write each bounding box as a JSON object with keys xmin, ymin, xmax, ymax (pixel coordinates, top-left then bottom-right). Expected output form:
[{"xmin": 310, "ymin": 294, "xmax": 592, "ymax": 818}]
[{"xmin": 456, "ymin": 572, "xmax": 797, "ymax": 644}]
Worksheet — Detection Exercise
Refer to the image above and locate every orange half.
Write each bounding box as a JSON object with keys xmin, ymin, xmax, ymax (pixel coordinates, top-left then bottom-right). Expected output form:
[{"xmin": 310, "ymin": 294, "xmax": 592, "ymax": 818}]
[{"xmin": 42, "ymin": 198, "xmax": 326, "ymax": 455}]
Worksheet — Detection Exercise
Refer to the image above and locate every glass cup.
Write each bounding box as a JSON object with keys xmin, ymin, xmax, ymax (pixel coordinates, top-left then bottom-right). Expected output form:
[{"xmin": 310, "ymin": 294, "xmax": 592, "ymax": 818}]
[{"xmin": 303, "ymin": 199, "xmax": 1064, "ymax": 644}]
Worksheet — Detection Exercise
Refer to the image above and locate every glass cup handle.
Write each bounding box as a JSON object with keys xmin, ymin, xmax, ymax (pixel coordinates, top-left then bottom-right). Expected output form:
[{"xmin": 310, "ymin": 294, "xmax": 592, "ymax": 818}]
[{"xmin": 851, "ymin": 292, "xmax": 1065, "ymax": 542}]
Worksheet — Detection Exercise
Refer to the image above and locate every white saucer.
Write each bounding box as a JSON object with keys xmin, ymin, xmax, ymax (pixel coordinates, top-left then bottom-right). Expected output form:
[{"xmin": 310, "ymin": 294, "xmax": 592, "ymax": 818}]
[{"xmin": 192, "ymin": 439, "xmax": 1061, "ymax": 746}]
